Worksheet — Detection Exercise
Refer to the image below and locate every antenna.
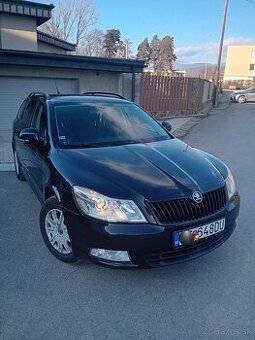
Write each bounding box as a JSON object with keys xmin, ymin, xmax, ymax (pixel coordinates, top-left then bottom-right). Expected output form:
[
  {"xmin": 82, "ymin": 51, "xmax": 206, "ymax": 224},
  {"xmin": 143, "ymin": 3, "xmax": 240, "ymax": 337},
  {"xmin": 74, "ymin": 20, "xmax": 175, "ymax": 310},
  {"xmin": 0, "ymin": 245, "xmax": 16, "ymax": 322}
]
[{"xmin": 54, "ymin": 81, "xmax": 60, "ymax": 95}]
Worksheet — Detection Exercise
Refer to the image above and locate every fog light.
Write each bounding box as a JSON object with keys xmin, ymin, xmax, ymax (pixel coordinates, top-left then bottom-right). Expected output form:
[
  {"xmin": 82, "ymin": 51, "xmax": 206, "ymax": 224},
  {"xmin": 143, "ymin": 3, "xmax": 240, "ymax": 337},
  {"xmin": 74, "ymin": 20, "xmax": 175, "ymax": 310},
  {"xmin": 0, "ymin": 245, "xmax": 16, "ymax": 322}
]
[{"xmin": 89, "ymin": 248, "xmax": 131, "ymax": 262}]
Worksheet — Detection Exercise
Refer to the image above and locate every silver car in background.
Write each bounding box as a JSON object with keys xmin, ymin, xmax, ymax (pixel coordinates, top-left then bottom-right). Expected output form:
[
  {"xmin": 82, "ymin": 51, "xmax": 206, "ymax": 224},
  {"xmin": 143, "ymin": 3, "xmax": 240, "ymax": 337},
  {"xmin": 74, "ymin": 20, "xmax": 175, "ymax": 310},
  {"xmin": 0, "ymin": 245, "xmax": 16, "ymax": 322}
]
[{"xmin": 230, "ymin": 86, "xmax": 255, "ymax": 103}]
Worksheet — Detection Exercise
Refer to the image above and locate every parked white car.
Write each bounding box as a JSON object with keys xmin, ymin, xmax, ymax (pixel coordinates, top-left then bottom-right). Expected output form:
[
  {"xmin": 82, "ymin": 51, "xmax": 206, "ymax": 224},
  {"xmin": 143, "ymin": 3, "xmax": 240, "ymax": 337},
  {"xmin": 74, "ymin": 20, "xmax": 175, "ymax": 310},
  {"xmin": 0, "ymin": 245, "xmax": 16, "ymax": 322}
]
[{"xmin": 230, "ymin": 86, "xmax": 255, "ymax": 103}]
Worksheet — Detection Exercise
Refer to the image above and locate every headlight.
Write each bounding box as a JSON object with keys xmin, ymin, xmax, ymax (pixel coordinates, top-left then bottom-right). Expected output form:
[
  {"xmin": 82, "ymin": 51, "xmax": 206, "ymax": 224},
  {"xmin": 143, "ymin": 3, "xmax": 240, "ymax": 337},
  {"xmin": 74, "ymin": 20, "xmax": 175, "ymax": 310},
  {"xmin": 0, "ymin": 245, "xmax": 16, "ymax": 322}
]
[
  {"xmin": 225, "ymin": 171, "xmax": 236, "ymax": 199},
  {"xmin": 73, "ymin": 186, "xmax": 147, "ymax": 223}
]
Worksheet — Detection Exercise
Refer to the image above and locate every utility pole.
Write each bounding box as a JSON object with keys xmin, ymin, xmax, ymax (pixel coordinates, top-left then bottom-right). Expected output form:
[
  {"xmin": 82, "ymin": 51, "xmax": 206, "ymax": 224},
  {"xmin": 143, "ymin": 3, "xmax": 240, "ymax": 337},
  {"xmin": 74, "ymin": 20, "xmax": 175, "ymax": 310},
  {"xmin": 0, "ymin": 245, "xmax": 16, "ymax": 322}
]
[
  {"xmin": 214, "ymin": 0, "xmax": 229, "ymax": 106},
  {"xmin": 124, "ymin": 39, "xmax": 131, "ymax": 59},
  {"xmin": 125, "ymin": 40, "xmax": 128, "ymax": 59}
]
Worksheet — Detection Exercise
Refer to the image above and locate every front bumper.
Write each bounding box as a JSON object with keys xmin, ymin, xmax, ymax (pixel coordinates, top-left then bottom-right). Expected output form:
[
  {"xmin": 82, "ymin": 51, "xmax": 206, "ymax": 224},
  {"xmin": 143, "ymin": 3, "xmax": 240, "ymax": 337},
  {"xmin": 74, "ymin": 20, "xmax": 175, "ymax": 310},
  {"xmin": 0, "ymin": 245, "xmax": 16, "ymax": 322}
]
[{"xmin": 63, "ymin": 193, "xmax": 240, "ymax": 268}]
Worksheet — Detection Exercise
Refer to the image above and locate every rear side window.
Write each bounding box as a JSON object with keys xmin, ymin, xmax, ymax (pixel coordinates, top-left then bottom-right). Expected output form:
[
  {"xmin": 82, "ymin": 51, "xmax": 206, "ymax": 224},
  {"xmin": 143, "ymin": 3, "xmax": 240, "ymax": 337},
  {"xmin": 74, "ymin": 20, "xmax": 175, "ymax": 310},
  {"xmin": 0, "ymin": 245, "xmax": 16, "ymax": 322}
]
[{"xmin": 21, "ymin": 99, "xmax": 37, "ymax": 126}]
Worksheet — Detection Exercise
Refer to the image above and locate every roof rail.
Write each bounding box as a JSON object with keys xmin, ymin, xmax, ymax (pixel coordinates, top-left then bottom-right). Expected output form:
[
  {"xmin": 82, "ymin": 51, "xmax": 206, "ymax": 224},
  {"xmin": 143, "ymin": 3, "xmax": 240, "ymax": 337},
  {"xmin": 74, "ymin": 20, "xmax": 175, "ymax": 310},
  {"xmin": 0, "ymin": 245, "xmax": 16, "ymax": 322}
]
[
  {"xmin": 83, "ymin": 92, "xmax": 127, "ymax": 100},
  {"xmin": 29, "ymin": 92, "xmax": 50, "ymax": 99}
]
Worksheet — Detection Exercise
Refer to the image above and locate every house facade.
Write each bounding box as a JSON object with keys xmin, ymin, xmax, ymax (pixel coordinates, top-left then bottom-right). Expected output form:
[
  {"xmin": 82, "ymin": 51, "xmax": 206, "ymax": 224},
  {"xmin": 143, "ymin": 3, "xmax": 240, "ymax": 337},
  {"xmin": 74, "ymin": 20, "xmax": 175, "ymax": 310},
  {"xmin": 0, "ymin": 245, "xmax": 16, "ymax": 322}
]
[
  {"xmin": 0, "ymin": 0, "xmax": 145, "ymax": 129},
  {"xmin": 224, "ymin": 45, "xmax": 255, "ymax": 82}
]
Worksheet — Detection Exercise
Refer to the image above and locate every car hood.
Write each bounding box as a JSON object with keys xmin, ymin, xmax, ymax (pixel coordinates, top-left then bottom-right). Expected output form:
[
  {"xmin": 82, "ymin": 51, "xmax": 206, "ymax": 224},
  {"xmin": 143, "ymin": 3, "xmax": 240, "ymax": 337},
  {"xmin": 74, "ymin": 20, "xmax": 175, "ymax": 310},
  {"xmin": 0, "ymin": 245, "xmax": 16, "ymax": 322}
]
[
  {"xmin": 54, "ymin": 139, "xmax": 226, "ymax": 202},
  {"xmin": 232, "ymin": 90, "xmax": 246, "ymax": 95}
]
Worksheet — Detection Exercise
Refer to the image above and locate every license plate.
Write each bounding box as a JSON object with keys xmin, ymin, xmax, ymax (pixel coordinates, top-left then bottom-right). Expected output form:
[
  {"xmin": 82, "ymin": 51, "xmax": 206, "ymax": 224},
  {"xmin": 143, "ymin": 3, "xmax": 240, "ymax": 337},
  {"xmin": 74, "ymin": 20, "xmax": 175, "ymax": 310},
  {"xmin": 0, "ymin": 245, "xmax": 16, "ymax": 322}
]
[{"xmin": 173, "ymin": 218, "xmax": 225, "ymax": 248}]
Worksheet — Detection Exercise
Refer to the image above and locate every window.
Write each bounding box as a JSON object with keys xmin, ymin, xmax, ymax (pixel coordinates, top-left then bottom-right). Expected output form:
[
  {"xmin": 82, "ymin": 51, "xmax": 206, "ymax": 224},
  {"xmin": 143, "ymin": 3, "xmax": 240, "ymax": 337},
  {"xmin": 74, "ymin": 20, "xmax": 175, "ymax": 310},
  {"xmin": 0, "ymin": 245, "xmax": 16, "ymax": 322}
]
[
  {"xmin": 251, "ymin": 51, "xmax": 255, "ymax": 59},
  {"xmin": 21, "ymin": 99, "xmax": 37, "ymax": 126},
  {"xmin": 17, "ymin": 100, "xmax": 27, "ymax": 119},
  {"xmin": 54, "ymin": 102, "xmax": 171, "ymax": 147},
  {"xmin": 249, "ymin": 64, "xmax": 254, "ymax": 71},
  {"xmin": 31, "ymin": 103, "xmax": 47, "ymax": 139}
]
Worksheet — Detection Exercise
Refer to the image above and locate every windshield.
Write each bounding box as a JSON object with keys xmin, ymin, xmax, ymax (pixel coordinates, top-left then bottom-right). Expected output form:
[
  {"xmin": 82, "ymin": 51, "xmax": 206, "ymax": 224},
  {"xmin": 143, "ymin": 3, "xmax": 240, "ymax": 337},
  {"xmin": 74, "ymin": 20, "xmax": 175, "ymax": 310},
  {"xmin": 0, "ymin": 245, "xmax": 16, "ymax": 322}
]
[
  {"xmin": 54, "ymin": 101, "xmax": 171, "ymax": 147},
  {"xmin": 245, "ymin": 86, "xmax": 255, "ymax": 92}
]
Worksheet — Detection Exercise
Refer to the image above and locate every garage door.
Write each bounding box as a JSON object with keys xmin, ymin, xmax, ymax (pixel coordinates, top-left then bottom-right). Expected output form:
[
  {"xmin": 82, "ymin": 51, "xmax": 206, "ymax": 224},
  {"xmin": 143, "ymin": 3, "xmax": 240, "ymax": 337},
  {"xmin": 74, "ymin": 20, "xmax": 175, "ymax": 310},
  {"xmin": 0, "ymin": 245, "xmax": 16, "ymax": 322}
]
[{"xmin": 0, "ymin": 77, "xmax": 78, "ymax": 129}]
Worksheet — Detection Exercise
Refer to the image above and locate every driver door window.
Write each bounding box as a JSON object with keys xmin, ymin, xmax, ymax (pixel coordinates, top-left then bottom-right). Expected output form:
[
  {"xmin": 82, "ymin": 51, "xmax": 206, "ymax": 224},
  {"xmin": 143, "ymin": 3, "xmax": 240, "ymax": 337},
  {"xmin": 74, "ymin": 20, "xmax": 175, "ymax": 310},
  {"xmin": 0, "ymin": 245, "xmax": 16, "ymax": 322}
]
[
  {"xmin": 21, "ymin": 99, "xmax": 37, "ymax": 126},
  {"xmin": 31, "ymin": 103, "xmax": 47, "ymax": 140}
]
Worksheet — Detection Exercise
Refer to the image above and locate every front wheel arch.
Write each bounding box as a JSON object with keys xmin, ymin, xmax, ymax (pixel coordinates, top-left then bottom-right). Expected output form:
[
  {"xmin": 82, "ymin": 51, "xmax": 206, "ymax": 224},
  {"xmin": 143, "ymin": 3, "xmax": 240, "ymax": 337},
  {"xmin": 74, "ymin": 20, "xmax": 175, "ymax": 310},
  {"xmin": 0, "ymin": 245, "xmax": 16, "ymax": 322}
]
[{"xmin": 44, "ymin": 186, "xmax": 55, "ymax": 201}]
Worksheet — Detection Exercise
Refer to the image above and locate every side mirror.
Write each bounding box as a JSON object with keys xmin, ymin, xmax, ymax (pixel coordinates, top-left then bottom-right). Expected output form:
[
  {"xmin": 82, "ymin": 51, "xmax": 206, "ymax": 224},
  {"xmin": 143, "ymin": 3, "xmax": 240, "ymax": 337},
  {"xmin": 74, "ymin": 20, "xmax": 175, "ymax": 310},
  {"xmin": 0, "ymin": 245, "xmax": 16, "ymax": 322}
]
[
  {"xmin": 162, "ymin": 121, "xmax": 172, "ymax": 132},
  {"xmin": 19, "ymin": 128, "xmax": 39, "ymax": 142}
]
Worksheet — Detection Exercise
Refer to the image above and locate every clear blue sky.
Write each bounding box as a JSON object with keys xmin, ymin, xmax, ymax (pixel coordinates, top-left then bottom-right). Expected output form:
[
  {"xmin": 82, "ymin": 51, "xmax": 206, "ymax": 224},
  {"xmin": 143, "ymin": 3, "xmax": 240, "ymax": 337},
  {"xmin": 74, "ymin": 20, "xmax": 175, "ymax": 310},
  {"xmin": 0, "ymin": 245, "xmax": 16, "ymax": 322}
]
[{"xmin": 38, "ymin": 0, "xmax": 255, "ymax": 64}]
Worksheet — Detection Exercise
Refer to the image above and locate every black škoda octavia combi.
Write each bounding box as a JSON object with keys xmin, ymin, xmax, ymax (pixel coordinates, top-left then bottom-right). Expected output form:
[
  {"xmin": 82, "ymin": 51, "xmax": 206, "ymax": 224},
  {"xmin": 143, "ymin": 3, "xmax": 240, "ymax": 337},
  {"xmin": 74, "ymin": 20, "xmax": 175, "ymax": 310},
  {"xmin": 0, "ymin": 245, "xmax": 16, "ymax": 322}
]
[{"xmin": 12, "ymin": 92, "xmax": 240, "ymax": 268}]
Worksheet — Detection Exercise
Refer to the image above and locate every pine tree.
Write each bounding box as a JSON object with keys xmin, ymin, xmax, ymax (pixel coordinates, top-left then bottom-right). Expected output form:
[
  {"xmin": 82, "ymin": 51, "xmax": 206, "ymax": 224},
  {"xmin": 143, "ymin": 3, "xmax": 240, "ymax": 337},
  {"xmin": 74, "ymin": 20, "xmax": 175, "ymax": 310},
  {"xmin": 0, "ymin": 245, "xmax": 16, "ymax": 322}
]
[
  {"xmin": 103, "ymin": 29, "xmax": 121, "ymax": 57},
  {"xmin": 150, "ymin": 35, "xmax": 161, "ymax": 71},
  {"xmin": 159, "ymin": 35, "xmax": 176, "ymax": 72},
  {"xmin": 137, "ymin": 38, "xmax": 151, "ymax": 61}
]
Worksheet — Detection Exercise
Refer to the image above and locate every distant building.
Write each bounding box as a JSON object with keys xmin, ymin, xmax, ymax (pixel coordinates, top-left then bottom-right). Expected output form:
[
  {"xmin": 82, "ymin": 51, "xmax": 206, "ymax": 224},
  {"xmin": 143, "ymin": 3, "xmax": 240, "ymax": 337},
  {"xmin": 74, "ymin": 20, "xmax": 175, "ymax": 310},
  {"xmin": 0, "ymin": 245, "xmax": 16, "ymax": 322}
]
[
  {"xmin": 224, "ymin": 45, "xmax": 255, "ymax": 82},
  {"xmin": 173, "ymin": 70, "xmax": 186, "ymax": 77}
]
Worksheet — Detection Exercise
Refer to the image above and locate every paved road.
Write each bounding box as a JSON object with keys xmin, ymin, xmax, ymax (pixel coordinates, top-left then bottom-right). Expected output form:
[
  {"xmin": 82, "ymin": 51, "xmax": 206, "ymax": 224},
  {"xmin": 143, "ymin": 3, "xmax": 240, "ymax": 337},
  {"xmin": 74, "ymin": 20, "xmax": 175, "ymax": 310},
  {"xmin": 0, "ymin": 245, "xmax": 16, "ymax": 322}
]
[{"xmin": 1, "ymin": 102, "xmax": 255, "ymax": 340}]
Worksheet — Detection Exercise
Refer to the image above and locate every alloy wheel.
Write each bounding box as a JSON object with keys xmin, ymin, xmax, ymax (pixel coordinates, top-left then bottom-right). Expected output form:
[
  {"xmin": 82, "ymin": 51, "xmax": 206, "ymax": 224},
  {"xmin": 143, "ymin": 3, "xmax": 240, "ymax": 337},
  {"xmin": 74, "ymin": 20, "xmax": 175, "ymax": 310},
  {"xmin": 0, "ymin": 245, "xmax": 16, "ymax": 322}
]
[
  {"xmin": 238, "ymin": 96, "xmax": 245, "ymax": 103},
  {"xmin": 45, "ymin": 209, "xmax": 72, "ymax": 255}
]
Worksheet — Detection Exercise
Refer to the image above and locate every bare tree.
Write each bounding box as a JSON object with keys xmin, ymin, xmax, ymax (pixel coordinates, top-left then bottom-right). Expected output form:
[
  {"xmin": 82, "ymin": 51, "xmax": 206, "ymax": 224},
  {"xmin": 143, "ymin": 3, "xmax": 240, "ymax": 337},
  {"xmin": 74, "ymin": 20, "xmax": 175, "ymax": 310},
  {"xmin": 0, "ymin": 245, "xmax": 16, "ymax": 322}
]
[
  {"xmin": 116, "ymin": 39, "xmax": 133, "ymax": 59},
  {"xmin": 81, "ymin": 29, "xmax": 105, "ymax": 57},
  {"xmin": 40, "ymin": 0, "xmax": 97, "ymax": 53}
]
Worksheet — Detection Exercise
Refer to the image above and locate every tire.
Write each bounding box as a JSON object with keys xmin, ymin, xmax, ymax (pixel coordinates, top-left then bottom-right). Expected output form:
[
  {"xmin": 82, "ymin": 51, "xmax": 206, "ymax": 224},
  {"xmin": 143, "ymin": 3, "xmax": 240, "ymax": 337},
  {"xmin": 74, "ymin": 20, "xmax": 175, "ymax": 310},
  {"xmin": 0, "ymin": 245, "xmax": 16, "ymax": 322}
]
[
  {"xmin": 40, "ymin": 196, "xmax": 80, "ymax": 263},
  {"xmin": 13, "ymin": 149, "xmax": 26, "ymax": 181},
  {"xmin": 237, "ymin": 96, "xmax": 246, "ymax": 103}
]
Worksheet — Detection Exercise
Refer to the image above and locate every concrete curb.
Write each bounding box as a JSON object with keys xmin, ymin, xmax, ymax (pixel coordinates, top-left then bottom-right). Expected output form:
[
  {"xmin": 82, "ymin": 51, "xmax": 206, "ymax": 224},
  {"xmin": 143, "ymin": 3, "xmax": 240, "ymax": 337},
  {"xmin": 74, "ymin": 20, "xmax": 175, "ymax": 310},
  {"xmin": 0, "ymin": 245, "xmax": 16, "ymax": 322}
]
[
  {"xmin": 172, "ymin": 117, "xmax": 203, "ymax": 139},
  {"xmin": 215, "ymin": 101, "xmax": 232, "ymax": 111},
  {"xmin": 171, "ymin": 102, "xmax": 213, "ymax": 139}
]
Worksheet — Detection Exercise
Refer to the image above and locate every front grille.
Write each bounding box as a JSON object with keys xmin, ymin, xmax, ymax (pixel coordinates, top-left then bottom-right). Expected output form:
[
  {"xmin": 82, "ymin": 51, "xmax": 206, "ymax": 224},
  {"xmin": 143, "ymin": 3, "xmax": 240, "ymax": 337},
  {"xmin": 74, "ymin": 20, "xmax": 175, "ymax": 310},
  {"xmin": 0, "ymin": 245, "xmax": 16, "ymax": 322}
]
[{"xmin": 147, "ymin": 186, "xmax": 226, "ymax": 224}]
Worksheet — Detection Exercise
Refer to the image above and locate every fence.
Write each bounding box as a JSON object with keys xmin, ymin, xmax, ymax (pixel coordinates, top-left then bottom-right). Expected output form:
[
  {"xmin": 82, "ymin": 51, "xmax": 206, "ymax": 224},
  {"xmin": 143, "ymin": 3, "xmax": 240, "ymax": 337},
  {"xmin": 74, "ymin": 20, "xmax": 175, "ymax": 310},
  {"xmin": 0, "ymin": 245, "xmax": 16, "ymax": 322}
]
[{"xmin": 140, "ymin": 74, "xmax": 214, "ymax": 118}]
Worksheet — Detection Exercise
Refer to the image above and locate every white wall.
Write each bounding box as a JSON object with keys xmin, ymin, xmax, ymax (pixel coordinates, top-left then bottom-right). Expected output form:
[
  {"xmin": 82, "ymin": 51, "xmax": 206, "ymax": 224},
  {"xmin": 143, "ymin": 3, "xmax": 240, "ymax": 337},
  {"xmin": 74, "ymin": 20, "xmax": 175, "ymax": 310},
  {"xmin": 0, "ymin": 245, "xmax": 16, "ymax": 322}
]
[{"xmin": 0, "ymin": 14, "xmax": 37, "ymax": 51}]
